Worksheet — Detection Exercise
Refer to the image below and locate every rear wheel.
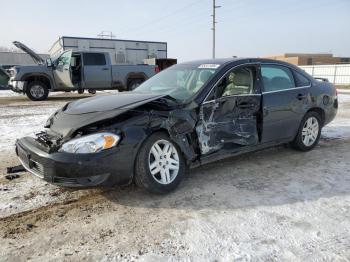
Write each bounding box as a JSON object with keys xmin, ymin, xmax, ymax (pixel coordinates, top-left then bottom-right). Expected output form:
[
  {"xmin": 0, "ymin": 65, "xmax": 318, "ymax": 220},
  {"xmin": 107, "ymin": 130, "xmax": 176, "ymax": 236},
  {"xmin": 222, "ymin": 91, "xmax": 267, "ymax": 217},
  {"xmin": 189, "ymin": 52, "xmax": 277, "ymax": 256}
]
[
  {"xmin": 127, "ymin": 78, "xmax": 144, "ymax": 91},
  {"xmin": 134, "ymin": 132, "xmax": 185, "ymax": 194},
  {"xmin": 292, "ymin": 111, "xmax": 321, "ymax": 151},
  {"xmin": 26, "ymin": 81, "xmax": 49, "ymax": 101}
]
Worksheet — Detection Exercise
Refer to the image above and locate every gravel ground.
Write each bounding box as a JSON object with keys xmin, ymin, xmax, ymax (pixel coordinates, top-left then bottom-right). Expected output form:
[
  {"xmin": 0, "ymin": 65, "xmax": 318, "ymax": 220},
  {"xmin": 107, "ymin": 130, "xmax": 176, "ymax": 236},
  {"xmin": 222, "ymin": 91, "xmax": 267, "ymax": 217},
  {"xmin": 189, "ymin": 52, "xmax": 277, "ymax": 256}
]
[{"xmin": 0, "ymin": 90, "xmax": 349, "ymax": 261}]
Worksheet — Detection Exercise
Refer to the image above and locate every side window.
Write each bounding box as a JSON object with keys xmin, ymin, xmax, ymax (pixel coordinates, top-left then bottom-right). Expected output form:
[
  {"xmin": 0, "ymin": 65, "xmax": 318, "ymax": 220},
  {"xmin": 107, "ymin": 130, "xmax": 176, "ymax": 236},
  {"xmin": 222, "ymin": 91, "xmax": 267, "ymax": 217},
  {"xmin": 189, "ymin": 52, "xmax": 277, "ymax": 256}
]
[
  {"xmin": 261, "ymin": 65, "xmax": 295, "ymax": 92},
  {"xmin": 83, "ymin": 53, "xmax": 106, "ymax": 66},
  {"xmin": 220, "ymin": 67, "xmax": 254, "ymax": 97},
  {"xmin": 205, "ymin": 66, "xmax": 255, "ymax": 101},
  {"xmin": 293, "ymin": 70, "xmax": 311, "ymax": 87},
  {"xmin": 57, "ymin": 52, "xmax": 71, "ymax": 66}
]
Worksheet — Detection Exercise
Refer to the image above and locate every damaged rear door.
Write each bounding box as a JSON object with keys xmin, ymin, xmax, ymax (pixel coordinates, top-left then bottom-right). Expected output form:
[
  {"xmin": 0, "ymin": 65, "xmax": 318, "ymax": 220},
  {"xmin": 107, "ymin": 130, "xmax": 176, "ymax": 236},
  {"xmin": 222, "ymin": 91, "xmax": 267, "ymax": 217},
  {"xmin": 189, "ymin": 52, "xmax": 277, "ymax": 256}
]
[{"xmin": 196, "ymin": 64, "xmax": 261, "ymax": 155}]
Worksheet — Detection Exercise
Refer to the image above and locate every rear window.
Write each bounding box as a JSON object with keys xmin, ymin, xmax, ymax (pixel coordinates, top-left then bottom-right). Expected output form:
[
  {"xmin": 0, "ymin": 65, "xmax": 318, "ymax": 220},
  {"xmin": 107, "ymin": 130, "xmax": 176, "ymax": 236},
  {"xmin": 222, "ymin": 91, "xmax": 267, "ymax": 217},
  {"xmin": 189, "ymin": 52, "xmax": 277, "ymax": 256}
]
[
  {"xmin": 261, "ymin": 65, "xmax": 295, "ymax": 92},
  {"xmin": 83, "ymin": 53, "xmax": 106, "ymax": 66},
  {"xmin": 293, "ymin": 70, "xmax": 311, "ymax": 87}
]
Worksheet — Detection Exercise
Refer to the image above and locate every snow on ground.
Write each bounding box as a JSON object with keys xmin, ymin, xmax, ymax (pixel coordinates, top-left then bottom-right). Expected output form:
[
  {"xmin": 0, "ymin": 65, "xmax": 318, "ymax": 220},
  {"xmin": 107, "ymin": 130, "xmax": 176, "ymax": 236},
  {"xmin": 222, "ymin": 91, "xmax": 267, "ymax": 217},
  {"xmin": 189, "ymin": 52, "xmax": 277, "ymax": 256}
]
[
  {"xmin": 0, "ymin": 92, "xmax": 350, "ymax": 261},
  {"xmin": 0, "ymin": 101, "xmax": 65, "ymax": 153},
  {"xmin": 322, "ymin": 94, "xmax": 350, "ymax": 139}
]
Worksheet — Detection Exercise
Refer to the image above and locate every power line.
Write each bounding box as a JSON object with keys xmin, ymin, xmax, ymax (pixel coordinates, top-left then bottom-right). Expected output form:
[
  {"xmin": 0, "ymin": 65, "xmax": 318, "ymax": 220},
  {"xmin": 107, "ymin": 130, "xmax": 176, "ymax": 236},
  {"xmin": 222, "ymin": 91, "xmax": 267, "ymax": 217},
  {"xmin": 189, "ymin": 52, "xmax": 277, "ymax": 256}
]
[{"xmin": 118, "ymin": 0, "xmax": 203, "ymax": 36}]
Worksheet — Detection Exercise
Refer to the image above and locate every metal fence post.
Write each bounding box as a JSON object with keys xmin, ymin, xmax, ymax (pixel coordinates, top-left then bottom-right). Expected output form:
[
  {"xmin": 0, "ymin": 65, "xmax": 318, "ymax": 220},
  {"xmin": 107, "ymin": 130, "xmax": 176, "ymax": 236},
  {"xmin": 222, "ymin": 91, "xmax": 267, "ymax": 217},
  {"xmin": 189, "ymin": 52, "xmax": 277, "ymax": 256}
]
[{"xmin": 333, "ymin": 65, "xmax": 338, "ymax": 84}]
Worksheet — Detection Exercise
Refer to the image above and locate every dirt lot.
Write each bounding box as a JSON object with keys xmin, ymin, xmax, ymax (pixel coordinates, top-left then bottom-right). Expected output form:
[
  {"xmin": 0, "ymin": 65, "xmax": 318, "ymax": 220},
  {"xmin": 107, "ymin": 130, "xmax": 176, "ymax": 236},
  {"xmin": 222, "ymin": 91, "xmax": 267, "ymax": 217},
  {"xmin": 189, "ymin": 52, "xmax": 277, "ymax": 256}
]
[{"xmin": 0, "ymin": 91, "xmax": 350, "ymax": 261}]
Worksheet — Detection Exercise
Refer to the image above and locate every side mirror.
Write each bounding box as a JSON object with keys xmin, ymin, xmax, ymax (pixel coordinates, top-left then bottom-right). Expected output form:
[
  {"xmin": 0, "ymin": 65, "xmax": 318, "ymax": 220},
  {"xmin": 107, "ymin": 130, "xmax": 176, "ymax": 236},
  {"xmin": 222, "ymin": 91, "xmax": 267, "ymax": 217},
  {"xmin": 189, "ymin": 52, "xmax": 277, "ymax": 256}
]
[{"xmin": 46, "ymin": 58, "xmax": 53, "ymax": 67}]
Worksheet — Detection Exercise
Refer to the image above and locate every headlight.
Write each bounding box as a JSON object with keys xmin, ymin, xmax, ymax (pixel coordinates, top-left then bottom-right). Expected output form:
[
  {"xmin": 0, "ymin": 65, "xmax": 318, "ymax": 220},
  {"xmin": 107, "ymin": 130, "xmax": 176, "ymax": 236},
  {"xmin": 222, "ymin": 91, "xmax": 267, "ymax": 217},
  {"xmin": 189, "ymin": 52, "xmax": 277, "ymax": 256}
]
[{"xmin": 59, "ymin": 132, "xmax": 120, "ymax": 154}]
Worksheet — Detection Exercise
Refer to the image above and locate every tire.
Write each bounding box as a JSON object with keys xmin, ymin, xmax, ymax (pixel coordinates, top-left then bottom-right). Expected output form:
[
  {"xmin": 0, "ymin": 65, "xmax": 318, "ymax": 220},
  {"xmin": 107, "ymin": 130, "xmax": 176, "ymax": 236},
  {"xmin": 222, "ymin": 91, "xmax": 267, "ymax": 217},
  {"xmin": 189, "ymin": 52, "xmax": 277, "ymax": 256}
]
[
  {"xmin": 134, "ymin": 132, "xmax": 186, "ymax": 194},
  {"xmin": 291, "ymin": 111, "xmax": 322, "ymax": 151},
  {"xmin": 127, "ymin": 79, "xmax": 144, "ymax": 91},
  {"xmin": 26, "ymin": 81, "xmax": 49, "ymax": 101},
  {"xmin": 78, "ymin": 89, "xmax": 84, "ymax": 94},
  {"xmin": 88, "ymin": 89, "xmax": 96, "ymax": 94}
]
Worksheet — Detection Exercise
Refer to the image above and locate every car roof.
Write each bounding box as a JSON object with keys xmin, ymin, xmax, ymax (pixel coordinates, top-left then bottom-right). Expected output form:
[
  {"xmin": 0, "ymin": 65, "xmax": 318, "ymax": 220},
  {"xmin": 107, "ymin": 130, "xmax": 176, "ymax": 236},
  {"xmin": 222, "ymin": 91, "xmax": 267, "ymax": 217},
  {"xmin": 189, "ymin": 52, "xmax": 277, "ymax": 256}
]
[{"xmin": 180, "ymin": 58, "xmax": 302, "ymax": 71}]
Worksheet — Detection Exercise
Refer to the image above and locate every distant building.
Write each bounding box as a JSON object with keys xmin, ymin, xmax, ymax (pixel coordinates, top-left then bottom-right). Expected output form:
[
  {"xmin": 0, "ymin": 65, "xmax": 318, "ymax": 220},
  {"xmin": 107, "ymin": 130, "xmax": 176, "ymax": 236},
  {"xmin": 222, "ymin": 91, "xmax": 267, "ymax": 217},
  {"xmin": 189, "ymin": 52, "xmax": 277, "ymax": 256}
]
[
  {"xmin": 49, "ymin": 36, "xmax": 167, "ymax": 64},
  {"xmin": 0, "ymin": 51, "xmax": 49, "ymax": 66},
  {"xmin": 265, "ymin": 53, "xmax": 350, "ymax": 66}
]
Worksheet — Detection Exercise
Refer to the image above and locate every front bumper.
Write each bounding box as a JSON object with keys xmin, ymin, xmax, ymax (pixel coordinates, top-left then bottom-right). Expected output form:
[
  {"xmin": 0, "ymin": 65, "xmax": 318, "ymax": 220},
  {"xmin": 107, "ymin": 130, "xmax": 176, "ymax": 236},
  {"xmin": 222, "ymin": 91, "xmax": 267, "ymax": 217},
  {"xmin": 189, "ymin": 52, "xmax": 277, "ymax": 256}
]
[
  {"xmin": 9, "ymin": 80, "xmax": 26, "ymax": 92},
  {"xmin": 15, "ymin": 137, "xmax": 135, "ymax": 187}
]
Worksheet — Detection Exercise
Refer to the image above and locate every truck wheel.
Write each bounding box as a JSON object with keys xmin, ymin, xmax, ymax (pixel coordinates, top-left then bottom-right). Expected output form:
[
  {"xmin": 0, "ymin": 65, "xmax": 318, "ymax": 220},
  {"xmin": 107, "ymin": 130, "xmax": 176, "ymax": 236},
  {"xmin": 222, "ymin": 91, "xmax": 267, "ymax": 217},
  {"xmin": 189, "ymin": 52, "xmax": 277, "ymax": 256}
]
[
  {"xmin": 78, "ymin": 89, "xmax": 84, "ymax": 94},
  {"xmin": 134, "ymin": 132, "xmax": 186, "ymax": 194},
  {"xmin": 26, "ymin": 81, "xmax": 49, "ymax": 101},
  {"xmin": 127, "ymin": 79, "xmax": 144, "ymax": 91},
  {"xmin": 88, "ymin": 89, "xmax": 96, "ymax": 94}
]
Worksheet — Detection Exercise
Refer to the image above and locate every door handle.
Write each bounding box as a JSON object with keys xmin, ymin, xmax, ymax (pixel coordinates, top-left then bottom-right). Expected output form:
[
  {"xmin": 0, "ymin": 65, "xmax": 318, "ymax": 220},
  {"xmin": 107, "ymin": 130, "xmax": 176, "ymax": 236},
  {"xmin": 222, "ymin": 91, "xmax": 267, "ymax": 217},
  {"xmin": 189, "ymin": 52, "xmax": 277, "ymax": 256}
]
[
  {"xmin": 237, "ymin": 103, "xmax": 255, "ymax": 109},
  {"xmin": 102, "ymin": 68, "xmax": 109, "ymax": 71},
  {"xmin": 297, "ymin": 94, "xmax": 306, "ymax": 100}
]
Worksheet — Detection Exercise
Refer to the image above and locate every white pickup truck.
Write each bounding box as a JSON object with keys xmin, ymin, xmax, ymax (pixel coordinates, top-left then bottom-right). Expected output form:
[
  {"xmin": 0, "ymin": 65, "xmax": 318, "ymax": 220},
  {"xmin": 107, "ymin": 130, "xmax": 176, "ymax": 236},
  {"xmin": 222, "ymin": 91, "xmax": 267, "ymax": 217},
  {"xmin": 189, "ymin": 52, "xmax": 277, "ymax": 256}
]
[{"xmin": 8, "ymin": 41, "xmax": 159, "ymax": 100}]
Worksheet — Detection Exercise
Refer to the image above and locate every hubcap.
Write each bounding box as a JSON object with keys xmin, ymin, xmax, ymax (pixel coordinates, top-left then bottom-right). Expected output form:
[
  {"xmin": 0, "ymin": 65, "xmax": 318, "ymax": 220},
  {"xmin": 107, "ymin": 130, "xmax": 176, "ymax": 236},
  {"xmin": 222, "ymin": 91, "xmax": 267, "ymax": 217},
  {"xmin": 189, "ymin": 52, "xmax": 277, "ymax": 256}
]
[
  {"xmin": 302, "ymin": 116, "xmax": 319, "ymax": 147},
  {"xmin": 148, "ymin": 139, "xmax": 180, "ymax": 185},
  {"xmin": 30, "ymin": 85, "xmax": 45, "ymax": 98}
]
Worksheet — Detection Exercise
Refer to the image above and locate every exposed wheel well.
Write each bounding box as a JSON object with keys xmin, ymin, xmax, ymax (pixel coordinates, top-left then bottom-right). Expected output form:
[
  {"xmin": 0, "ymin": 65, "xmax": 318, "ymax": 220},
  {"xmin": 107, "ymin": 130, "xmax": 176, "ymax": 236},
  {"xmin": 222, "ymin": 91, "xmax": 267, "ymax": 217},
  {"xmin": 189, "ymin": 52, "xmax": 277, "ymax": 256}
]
[
  {"xmin": 306, "ymin": 107, "xmax": 325, "ymax": 126},
  {"xmin": 24, "ymin": 75, "xmax": 51, "ymax": 90}
]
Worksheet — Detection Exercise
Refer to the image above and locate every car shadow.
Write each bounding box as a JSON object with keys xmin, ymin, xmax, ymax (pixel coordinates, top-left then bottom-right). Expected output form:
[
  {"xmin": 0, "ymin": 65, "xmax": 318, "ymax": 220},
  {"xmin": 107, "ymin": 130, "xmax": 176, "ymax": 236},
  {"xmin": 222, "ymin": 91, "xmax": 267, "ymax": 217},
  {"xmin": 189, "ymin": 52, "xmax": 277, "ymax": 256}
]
[{"xmin": 101, "ymin": 138, "xmax": 350, "ymax": 211}]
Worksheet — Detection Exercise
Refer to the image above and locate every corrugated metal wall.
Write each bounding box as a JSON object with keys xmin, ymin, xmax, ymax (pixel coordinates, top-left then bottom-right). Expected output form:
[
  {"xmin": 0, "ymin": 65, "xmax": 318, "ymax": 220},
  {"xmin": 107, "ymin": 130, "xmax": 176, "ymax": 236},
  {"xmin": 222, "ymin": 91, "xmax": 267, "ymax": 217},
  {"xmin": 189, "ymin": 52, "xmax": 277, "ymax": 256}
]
[
  {"xmin": 300, "ymin": 64, "xmax": 350, "ymax": 85},
  {"xmin": 0, "ymin": 52, "xmax": 49, "ymax": 66},
  {"xmin": 50, "ymin": 37, "xmax": 167, "ymax": 65}
]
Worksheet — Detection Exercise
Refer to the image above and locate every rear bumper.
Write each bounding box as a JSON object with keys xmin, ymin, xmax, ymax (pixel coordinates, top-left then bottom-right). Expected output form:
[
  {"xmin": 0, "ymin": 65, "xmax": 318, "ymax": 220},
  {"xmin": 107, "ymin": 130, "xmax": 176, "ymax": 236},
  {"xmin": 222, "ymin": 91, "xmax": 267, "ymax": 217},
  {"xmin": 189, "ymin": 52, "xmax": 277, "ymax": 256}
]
[
  {"xmin": 324, "ymin": 97, "xmax": 338, "ymax": 126},
  {"xmin": 15, "ymin": 137, "xmax": 135, "ymax": 187}
]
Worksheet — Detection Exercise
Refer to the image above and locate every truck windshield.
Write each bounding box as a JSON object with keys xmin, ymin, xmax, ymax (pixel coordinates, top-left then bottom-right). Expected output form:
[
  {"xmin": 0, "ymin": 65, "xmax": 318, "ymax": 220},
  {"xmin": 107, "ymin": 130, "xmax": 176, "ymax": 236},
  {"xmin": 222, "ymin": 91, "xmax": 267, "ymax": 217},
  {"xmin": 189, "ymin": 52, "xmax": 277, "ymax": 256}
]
[{"xmin": 134, "ymin": 64, "xmax": 217, "ymax": 102}]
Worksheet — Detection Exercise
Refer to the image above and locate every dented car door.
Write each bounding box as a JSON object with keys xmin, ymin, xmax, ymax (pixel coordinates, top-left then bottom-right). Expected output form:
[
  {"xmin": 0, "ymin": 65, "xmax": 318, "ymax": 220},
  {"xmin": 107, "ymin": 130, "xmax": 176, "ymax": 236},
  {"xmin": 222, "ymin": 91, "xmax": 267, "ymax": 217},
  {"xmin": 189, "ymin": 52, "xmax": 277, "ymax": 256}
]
[{"xmin": 196, "ymin": 65, "xmax": 261, "ymax": 155}]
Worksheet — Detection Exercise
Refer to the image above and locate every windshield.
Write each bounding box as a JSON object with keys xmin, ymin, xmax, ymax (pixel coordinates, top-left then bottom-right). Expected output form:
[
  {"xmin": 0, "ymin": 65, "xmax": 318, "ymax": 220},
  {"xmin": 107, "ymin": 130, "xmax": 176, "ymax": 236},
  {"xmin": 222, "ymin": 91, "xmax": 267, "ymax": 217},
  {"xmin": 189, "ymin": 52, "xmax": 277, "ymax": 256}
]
[{"xmin": 134, "ymin": 64, "xmax": 218, "ymax": 102}]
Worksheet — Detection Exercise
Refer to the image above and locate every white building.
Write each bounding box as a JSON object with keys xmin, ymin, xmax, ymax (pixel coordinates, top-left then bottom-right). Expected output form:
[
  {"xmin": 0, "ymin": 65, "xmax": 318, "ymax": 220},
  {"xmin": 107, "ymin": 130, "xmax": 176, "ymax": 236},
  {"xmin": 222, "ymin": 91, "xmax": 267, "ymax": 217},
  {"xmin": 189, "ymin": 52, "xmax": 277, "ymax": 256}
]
[{"xmin": 49, "ymin": 36, "xmax": 168, "ymax": 64}]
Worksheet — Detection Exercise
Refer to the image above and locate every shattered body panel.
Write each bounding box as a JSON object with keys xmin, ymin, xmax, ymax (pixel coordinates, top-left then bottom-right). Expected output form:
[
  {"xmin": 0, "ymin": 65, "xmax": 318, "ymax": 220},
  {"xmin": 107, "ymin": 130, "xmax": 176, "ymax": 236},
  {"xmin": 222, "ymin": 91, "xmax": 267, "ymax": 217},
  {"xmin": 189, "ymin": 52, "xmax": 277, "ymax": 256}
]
[
  {"xmin": 15, "ymin": 58, "xmax": 338, "ymax": 188},
  {"xmin": 196, "ymin": 95, "xmax": 261, "ymax": 154}
]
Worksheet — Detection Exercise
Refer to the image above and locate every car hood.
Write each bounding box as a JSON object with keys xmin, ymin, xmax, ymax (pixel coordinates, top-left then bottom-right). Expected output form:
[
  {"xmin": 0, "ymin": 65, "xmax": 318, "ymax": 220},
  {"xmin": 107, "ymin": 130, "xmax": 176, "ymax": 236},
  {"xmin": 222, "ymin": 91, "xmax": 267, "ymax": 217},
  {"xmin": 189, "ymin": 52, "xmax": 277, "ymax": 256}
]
[
  {"xmin": 46, "ymin": 92, "xmax": 167, "ymax": 138},
  {"xmin": 13, "ymin": 41, "xmax": 45, "ymax": 65}
]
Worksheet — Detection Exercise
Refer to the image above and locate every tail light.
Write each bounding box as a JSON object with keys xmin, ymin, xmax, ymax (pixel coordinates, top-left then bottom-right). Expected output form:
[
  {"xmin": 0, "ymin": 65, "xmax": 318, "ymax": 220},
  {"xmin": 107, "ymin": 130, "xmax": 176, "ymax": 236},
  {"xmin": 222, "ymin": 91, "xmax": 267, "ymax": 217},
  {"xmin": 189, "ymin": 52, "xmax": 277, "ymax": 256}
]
[
  {"xmin": 335, "ymin": 85, "xmax": 338, "ymax": 97},
  {"xmin": 155, "ymin": 66, "xmax": 160, "ymax": 73}
]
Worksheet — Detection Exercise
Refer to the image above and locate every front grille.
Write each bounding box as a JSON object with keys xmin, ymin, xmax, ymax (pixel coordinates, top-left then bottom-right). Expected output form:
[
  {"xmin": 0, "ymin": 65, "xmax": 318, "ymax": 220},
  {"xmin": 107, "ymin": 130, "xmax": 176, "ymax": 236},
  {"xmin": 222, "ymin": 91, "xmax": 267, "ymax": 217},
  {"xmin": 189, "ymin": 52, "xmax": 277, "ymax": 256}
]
[
  {"xmin": 52, "ymin": 176, "xmax": 78, "ymax": 185},
  {"xmin": 17, "ymin": 146, "xmax": 45, "ymax": 178},
  {"xmin": 31, "ymin": 160, "xmax": 44, "ymax": 177}
]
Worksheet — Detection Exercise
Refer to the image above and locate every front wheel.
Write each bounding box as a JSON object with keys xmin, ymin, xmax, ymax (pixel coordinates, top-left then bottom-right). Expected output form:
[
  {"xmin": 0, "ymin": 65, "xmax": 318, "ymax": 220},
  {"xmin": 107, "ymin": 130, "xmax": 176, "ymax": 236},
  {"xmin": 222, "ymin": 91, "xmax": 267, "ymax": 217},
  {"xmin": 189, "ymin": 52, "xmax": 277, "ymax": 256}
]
[
  {"xmin": 26, "ymin": 81, "xmax": 49, "ymax": 101},
  {"xmin": 134, "ymin": 132, "xmax": 186, "ymax": 194},
  {"xmin": 292, "ymin": 111, "xmax": 322, "ymax": 151}
]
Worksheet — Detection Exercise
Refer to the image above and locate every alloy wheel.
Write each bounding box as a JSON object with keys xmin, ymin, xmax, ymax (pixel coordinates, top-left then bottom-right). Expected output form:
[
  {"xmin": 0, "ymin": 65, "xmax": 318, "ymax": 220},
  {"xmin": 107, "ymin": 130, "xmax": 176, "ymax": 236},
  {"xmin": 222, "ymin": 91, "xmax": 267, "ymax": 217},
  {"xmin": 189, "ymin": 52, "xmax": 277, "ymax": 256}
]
[
  {"xmin": 30, "ymin": 85, "xmax": 45, "ymax": 99},
  {"xmin": 148, "ymin": 139, "xmax": 180, "ymax": 185},
  {"xmin": 302, "ymin": 116, "xmax": 319, "ymax": 147}
]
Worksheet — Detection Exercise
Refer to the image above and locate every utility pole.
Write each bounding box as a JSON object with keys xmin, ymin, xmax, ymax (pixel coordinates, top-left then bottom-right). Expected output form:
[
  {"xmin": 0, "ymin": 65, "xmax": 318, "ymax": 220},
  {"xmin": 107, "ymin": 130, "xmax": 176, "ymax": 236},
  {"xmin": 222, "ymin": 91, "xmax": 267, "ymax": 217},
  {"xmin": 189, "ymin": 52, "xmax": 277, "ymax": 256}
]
[{"xmin": 212, "ymin": 0, "xmax": 221, "ymax": 59}]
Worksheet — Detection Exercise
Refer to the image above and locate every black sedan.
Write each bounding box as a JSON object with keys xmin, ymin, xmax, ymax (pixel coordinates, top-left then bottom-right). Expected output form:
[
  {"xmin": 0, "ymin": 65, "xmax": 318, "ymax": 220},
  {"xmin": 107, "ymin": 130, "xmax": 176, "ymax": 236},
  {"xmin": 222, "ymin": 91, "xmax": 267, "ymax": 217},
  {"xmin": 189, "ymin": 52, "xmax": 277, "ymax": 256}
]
[{"xmin": 16, "ymin": 58, "xmax": 338, "ymax": 193}]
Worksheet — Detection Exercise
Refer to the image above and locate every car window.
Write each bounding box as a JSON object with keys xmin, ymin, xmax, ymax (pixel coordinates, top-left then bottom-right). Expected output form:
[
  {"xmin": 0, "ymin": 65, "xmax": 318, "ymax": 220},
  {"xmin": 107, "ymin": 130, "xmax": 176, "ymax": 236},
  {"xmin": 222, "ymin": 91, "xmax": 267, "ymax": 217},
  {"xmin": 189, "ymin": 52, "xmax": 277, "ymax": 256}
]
[
  {"xmin": 261, "ymin": 65, "xmax": 295, "ymax": 92},
  {"xmin": 294, "ymin": 70, "xmax": 311, "ymax": 87},
  {"xmin": 134, "ymin": 64, "xmax": 217, "ymax": 102},
  {"xmin": 57, "ymin": 52, "xmax": 72, "ymax": 66},
  {"xmin": 220, "ymin": 67, "xmax": 254, "ymax": 97},
  {"xmin": 206, "ymin": 66, "xmax": 255, "ymax": 101},
  {"xmin": 83, "ymin": 53, "xmax": 106, "ymax": 66}
]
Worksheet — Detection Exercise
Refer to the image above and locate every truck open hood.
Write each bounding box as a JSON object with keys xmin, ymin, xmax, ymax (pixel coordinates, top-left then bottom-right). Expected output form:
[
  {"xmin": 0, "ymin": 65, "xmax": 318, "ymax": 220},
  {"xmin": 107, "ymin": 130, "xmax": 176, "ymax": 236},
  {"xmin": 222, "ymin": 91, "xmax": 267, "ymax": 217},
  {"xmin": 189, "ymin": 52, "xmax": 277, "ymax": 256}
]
[
  {"xmin": 46, "ymin": 92, "xmax": 167, "ymax": 138},
  {"xmin": 13, "ymin": 41, "xmax": 45, "ymax": 65}
]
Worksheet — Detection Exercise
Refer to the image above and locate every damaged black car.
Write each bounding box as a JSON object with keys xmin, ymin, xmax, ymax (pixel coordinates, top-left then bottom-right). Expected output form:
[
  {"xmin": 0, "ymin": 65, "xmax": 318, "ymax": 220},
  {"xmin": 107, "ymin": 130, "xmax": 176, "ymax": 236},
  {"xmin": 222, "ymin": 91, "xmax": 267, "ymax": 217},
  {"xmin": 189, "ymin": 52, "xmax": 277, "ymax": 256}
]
[{"xmin": 15, "ymin": 58, "xmax": 338, "ymax": 193}]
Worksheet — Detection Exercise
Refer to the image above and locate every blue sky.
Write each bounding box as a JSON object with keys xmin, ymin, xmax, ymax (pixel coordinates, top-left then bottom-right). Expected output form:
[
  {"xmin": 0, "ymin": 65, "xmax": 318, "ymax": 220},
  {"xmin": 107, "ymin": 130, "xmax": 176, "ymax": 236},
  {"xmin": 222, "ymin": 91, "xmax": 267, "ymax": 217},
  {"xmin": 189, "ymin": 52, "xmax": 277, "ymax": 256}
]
[{"xmin": 1, "ymin": 0, "xmax": 349, "ymax": 61}]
